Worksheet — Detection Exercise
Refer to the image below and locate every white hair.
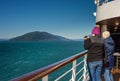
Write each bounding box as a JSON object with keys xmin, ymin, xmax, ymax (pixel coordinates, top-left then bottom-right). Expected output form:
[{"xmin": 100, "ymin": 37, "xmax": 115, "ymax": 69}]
[{"xmin": 102, "ymin": 31, "xmax": 110, "ymax": 39}]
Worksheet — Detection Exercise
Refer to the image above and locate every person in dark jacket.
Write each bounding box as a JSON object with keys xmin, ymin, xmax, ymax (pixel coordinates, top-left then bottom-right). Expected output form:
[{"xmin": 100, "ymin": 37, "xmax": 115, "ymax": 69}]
[
  {"xmin": 102, "ymin": 31, "xmax": 115, "ymax": 81},
  {"xmin": 84, "ymin": 25, "xmax": 104, "ymax": 81}
]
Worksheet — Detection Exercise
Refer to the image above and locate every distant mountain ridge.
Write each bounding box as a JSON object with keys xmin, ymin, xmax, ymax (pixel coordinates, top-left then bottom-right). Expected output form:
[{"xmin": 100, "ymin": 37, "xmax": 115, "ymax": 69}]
[
  {"xmin": 0, "ymin": 39, "xmax": 8, "ymax": 41},
  {"xmin": 72, "ymin": 39, "xmax": 84, "ymax": 41},
  {"xmin": 9, "ymin": 31, "xmax": 70, "ymax": 41}
]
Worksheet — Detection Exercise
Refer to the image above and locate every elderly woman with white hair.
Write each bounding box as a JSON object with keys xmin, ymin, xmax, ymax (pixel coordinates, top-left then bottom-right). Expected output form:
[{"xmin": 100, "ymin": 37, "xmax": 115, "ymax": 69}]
[{"xmin": 102, "ymin": 31, "xmax": 115, "ymax": 81}]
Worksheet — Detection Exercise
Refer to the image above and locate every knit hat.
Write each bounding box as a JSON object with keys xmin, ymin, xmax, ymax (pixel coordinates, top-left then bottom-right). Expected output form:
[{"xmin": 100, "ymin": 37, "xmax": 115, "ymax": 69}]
[
  {"xmin": 102, "ymin": 31, "xmax": 110, "ymax": 39},
  {"xmin": 92, "ymin": 25, "xmax": 100, "ymax": 35}
]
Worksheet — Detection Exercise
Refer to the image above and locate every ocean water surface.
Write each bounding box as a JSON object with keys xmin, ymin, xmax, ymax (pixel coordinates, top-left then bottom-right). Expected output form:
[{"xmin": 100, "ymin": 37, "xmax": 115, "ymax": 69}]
[{"xmin": 0, "ymin": 41, "xmax": 84, "ymax": 81}]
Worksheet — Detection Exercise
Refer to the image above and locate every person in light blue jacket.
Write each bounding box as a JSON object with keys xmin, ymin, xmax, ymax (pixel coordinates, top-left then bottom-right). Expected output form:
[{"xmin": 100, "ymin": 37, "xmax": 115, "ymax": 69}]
[{"xmin": 102, "ymin": 31, "xmax": 115, "ymax": 81}]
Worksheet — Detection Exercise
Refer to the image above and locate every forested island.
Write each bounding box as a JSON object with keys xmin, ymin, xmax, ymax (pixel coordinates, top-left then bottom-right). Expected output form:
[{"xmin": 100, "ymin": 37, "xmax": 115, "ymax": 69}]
[{"xmin": 9, "ymin": 31, "xmax": 70, "ymax": 41}]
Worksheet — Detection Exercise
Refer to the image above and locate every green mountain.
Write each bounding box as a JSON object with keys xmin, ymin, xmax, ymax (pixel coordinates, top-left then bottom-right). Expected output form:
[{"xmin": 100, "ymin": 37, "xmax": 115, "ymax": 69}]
[{"xmin": 9, "ymin": 31, "xmax": 70, "ymax": 41}]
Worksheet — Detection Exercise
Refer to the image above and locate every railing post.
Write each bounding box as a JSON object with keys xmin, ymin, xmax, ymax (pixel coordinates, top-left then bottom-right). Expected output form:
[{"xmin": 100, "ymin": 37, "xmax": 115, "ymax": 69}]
[
  {"xmin": 42, "ymin": 75, "xmax": 48, "ymax": 81},
  {"xmin": 116, "ymin": 56, "xmax": 120, "ymax": 70},
  {"xmin": 83, "ymin": 55, "xmax": 87, "ymax": 81},
  {"xmin": 72, "ymin": 60, "xmax": 76, "ymax": 81},
  {"xmin": 116, "ymin": 56, "xmax": 118, "ymax": 70},
  {"xmin": 118, "ymin": 56, "xmax": 120, "ymax": 69}
]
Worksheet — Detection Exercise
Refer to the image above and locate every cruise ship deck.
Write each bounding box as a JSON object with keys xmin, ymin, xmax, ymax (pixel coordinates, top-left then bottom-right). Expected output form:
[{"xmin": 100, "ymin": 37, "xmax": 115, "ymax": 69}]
[
  {"xmin": 96, "ymin": 0, "xmax": 120, "ymax": 80},
  {"xmin": 10, "ymin": 0, "xmax": 120, "ymax": 81}
]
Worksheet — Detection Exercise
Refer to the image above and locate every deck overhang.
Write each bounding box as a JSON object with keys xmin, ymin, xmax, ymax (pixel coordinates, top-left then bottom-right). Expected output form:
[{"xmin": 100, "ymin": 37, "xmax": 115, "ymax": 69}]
[{"xmin": 97, "ymin": 16, "xmax": 120, "ymax": 33}]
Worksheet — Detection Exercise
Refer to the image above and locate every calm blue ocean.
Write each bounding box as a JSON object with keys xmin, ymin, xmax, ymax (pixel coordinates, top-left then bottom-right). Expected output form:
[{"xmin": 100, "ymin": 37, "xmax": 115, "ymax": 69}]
[{"xmin": 0, "ymin": 41, "xmax": 84, "ymax": 81}]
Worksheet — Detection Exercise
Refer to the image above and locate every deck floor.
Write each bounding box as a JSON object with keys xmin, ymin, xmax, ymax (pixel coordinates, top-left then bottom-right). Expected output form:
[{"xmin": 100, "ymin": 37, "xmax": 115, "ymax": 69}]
[
  {"xmin": 102, "ymin": 69, "xmax": 120, "ymax": 81},
  {"xmin": 112, "ymin": 69, "xmax": 120, "ymax": 81}
]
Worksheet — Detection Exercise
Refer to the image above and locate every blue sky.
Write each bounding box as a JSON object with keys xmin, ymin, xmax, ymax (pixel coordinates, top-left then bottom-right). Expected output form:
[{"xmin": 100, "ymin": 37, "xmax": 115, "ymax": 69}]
[{"xmin": 0, "ymin": 0, "xmax": 96, "ymax": 39}]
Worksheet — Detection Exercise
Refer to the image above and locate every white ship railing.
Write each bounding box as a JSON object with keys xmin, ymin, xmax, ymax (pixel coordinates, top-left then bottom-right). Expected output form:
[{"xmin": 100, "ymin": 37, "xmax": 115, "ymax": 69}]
[
  {"xmin": 96, "ymin": 0, "xmax": 115, "ymax": 6},
  {"xmin": 10, "ymin": 51, "xmax": 89, "ymax": 81},
  {"xmin": 114, "ymin": 52, "xmax": 120, "ymax": 70}
]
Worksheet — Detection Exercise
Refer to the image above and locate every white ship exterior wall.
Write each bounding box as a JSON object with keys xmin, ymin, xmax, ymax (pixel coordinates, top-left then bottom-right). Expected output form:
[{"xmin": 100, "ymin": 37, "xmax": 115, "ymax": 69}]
[{"xmin": 96, "ymin": 0, "xmax": 120, "ymax": 23}]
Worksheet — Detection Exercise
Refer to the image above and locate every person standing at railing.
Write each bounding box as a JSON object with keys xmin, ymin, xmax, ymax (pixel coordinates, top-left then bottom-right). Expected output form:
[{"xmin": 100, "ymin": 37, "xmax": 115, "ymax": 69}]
[
  {"xmin": 102, "ymin": 31, "xmax": 115, "ymax": 81},
  {"xmin": 84, "ymin": 25, "xmax": 104, "ymax": 81}
]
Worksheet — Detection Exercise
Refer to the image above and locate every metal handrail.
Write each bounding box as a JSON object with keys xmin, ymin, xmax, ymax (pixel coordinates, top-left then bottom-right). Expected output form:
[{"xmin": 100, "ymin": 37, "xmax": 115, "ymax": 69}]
[
  {"xmin": 114, "ymin": 52, "xmax": 120, "ymax": 70},
  {"xmin": 10, "ymin": 51, "xmax": 88, "ymax": 81}
]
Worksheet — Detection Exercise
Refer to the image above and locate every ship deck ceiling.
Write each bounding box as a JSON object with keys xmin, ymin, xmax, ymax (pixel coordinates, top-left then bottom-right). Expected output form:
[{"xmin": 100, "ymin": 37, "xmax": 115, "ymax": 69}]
[{"xmin": 97, "ymin": 16, "xmax": 120, "ymax": 33}]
